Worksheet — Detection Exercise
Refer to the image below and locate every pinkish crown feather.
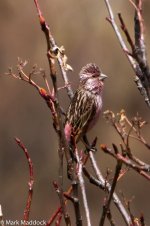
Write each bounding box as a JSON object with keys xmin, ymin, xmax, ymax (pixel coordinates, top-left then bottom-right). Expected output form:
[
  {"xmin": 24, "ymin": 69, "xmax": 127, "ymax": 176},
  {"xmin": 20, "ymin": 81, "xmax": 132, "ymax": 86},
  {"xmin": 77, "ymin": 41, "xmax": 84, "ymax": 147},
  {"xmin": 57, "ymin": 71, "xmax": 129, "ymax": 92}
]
[{"xmin": 79, "ymin": 63, "xmax": 101, "ymax": 81}]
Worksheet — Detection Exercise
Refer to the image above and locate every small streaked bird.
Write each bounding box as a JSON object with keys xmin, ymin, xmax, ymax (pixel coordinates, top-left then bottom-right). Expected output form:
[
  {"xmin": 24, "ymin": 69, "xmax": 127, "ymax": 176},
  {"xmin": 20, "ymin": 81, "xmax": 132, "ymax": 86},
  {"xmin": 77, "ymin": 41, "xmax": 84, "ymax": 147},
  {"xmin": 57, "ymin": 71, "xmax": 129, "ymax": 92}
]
[{"xmin": 65, "ymin": 63, "xmax": 107, "ymax": 145}]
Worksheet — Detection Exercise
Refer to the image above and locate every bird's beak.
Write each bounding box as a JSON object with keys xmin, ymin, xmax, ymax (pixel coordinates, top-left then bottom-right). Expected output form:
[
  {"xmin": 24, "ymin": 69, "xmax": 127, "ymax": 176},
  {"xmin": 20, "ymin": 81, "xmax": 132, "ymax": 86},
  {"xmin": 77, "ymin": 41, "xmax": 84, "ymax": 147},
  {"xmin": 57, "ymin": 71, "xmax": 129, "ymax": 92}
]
[{"xmin": 100, "ymin": 73, "xmax": 108, "ymax": 81}]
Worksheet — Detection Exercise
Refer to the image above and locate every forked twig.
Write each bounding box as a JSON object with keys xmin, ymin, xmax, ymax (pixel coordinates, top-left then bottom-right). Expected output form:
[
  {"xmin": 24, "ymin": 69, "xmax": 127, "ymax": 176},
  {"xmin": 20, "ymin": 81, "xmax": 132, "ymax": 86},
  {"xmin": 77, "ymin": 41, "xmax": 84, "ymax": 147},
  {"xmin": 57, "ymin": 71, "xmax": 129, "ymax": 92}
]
[
  {"xmin": 34, "ymin": 0, "xmax": 74, "ymax": 100},
  {"xmin": 33, "ymin": 1, "xmax": 72, "ymax": 224},
  {"xmin": 87, "ymin": 151, "xmax": 131, "ymax": 225},
  {"xmin": 99, "ymin": 149, "xmax": 122, "ymax": 226},
  {"xmin": 101, "ymin": 144, "xmax": 150, "ymax": 181},
  {"xmin": 104, "ymin": 0, "xmax": 150, "ymax": 106}
]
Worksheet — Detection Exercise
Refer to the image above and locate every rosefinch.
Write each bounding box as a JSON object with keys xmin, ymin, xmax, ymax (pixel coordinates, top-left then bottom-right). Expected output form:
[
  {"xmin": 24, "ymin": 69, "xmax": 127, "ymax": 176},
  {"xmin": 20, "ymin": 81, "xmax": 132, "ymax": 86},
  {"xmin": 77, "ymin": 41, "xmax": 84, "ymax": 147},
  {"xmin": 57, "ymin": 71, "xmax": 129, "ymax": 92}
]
[{"xmin": 65, "ymin": 63, "xmax": 107, "ymax": 146}]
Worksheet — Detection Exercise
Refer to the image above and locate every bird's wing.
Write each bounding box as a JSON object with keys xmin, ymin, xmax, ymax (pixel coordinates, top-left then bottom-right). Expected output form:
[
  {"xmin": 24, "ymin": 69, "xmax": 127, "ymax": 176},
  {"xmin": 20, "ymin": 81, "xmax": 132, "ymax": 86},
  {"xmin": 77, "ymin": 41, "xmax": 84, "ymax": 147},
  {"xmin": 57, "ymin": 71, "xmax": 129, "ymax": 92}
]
[{"xmin": 66, "ymin": 89, "xmax": 96, "ymax": 139}]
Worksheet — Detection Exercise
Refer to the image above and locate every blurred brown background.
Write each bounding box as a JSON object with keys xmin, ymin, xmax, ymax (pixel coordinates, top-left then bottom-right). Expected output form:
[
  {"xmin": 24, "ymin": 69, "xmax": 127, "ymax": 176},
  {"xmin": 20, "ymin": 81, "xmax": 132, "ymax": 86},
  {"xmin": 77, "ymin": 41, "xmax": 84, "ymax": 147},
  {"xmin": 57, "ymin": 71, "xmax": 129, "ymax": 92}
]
[{"xmin": 0, "ymin": 0, "xmax": 150, "ymax": 225}]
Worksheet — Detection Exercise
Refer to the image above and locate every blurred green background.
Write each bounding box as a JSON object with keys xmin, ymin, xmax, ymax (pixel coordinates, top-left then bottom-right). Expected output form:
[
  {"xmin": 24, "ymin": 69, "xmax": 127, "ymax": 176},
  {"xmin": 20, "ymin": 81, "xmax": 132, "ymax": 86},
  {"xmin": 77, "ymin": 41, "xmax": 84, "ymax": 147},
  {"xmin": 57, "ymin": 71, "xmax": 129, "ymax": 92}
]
[{"xmin": 0, "ymin": 0, "xmax": 150, "ymax": 225}]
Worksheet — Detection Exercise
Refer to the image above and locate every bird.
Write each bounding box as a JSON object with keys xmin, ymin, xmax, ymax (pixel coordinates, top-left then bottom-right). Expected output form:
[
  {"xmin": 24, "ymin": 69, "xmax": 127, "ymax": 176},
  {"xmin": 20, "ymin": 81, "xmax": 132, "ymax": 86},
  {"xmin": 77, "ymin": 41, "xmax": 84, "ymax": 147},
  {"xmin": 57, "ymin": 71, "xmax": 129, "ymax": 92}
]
[{"xmin": 64, "ymin": 63, "xmax": 107, "ymax": 147}]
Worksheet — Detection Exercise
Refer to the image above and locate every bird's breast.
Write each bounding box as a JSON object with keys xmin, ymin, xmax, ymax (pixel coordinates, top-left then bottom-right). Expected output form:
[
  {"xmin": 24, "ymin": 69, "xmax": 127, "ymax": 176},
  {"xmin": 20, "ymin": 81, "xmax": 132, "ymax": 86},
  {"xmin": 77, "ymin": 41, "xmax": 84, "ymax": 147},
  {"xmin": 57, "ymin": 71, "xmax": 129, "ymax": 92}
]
[{"xmin": 87, "ymin": 94, "xmax": 102, "ymax": 131}]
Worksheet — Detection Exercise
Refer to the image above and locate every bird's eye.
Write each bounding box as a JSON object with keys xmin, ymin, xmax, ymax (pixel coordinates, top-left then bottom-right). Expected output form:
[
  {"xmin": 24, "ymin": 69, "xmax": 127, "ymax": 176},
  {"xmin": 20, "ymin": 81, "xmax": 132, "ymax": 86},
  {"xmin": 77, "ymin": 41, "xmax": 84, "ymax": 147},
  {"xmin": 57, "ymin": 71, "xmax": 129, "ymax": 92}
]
[{"xmin": 92, "ymin": 74, "xmax": 99, "ymax": 78}]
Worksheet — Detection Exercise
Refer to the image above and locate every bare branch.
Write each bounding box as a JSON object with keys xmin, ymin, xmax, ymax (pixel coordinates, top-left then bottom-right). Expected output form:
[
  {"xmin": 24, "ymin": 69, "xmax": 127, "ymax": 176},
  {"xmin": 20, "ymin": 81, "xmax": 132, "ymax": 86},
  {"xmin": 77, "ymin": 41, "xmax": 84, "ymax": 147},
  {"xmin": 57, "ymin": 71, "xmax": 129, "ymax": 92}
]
[
  {"xmin": 64, "ymin": 183, "xmax": 83, "ymax": 226},
  {"xmin": 103, "ymin": 110, "xmax": 150, "ymax": 152},
  {"xmin": 46, "ymin": 185, "xmax": 73, "ymax": 226},
  {"xmin": 71, "ymin": 181, "xmax": 83, "ymax": 226},
  {"xmin": 101, "ymin": 144, "xmax": 150, "ymax": 181},
  {"xmin": 99, "ymin": 151, "xmax": 122, "ymax": 225},
  {"xmin": 33, "ymin": 1, "xmax": 74, "ymax": 224},
  {"xmin": 15, "ymin": 138, "xmax": 34, "ymax": 224},
  {"xmin": 34, "ymin": 0, "xmax": 74, "ymax": 100},
  {"xmin": 88, "ymin": 151, "xmax": 131, "ymax": 225},
  {"xmin": 75, "ymin": 148, "xmax": 92, "ymax": 226},
  {"xmin": 104, "ymin": 0, "xmax": 150, "ymax": 106},
  {"xmin": 46, "ymin": 206, "xmax": 62, "ymax": 226},
  {"xmin": 83, "ymin": 165, "xmax": 131, "ymax": 225},
  {"xmin": 53, "ymin": 181, "xmax": 71, "ymax": 226}
]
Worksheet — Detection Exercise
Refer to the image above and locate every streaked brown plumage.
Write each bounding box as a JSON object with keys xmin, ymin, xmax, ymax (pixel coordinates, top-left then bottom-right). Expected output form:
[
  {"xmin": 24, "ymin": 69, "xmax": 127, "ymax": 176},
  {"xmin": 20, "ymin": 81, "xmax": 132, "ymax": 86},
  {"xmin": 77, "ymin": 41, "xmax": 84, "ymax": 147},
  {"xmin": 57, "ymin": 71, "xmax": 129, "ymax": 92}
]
[{"xmin": 65, "ymin": 63, "xmax": 107, "ymax": 143}]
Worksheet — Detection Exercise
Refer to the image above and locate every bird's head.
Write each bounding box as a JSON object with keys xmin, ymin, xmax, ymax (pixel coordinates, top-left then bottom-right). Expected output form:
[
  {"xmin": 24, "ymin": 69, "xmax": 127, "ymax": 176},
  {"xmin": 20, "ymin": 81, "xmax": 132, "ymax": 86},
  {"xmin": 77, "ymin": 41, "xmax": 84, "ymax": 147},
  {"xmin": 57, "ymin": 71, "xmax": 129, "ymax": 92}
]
[{"xmin": 79, "ymin": 63, "xmax": 107, "ymax": 94}]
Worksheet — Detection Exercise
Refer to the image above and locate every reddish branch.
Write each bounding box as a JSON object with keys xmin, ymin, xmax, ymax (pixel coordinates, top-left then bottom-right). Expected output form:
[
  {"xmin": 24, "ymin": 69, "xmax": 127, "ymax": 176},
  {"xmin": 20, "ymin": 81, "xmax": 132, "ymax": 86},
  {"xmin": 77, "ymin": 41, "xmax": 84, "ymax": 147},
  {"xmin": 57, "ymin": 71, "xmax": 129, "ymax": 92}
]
[
  {"xmin": 15, "ymin": 138, "xmax": 34, "ymax": 224},
  {"xmin": 53, "ymin": 181, "xmax": 71, "ymax": 225},
  {"xmin": 101, "ymin": 144, "xmax": 150, "ymax": 181},
  {"xmin": 33, "ymin": 1, "xmax": 73, "ymax": 224},
  {"xmin": 33, "ymin": 0, "xmax": 72, "ymax": 164},
  {"xmin": 34, "ymin": 0, "xmax": 73, "ymax": 100},
  {"xmin": 46, "ymin": 186, "xmax": 73, "ymax": 225},
  {"xmin": 46, "ymin": 206, "xmax": 62, "ymax": 226},
  {"xmin": 46, "ymin": 152, "xmax": 90, "ymax": 225},
  {"xmin": 10, "ymin": 59, "xmax": 59, "ymax": 132}
]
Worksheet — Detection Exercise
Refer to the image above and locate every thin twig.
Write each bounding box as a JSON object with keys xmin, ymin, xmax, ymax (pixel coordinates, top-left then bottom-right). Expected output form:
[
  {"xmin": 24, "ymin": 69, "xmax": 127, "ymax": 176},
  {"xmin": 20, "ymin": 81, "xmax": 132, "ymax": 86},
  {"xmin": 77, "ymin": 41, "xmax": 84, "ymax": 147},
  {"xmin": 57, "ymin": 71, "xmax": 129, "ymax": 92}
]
[
  {"xmin": 101, "ymin": 144, "xmax": 150, "ymax": 181},
  {"xmin": 53, "ymin": 182, "xmax": 71, "ymax": 226},
  {"xmin": 88, "ymin": 151, "xmax": 131, "ymax": 225},
  {"xmin": 34, "ymin": 0, "xmax": 74, "ymax": 100},
  {"xmin": 104, "ymin": 0, "xmax": 137, "ymax": 69},
  {"xmin": 107, "ymin": 210, "xmax": 116, "ymax": 226},
  {"xmin": 99, "ymin": 158, "xmax": 122, "ymax": 226},
  {"xmin": 46, "ymin": 206, "xmax": 62, "ymax": 226},
  {"xmin": 118, "ymin": 13, "xmax": 135, "ymax": 53},
  {"xmin": 55, "ymin": 213, "xmax": 63, "ymax": 226},
  {"xmin": 46, "ymin": 186, "xmax": 73, "ymax": 226},
  {"xmin": 10, "ymin": 59, "xmax": 59, "ymax": 127},
  {"xmin": 15, "ymin": 138, "xmax": 34, "ymax": 225},
  {"xmin": 33, "ymin": 1, "xmax": 72, "ymax": 224},
  {"xmin": 62, "ymin": 182, "xmax": 83, "ymax": 226},
  {"xmin": 104, "ymin": 0, "xmax": 150, "ymax": 106}
]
